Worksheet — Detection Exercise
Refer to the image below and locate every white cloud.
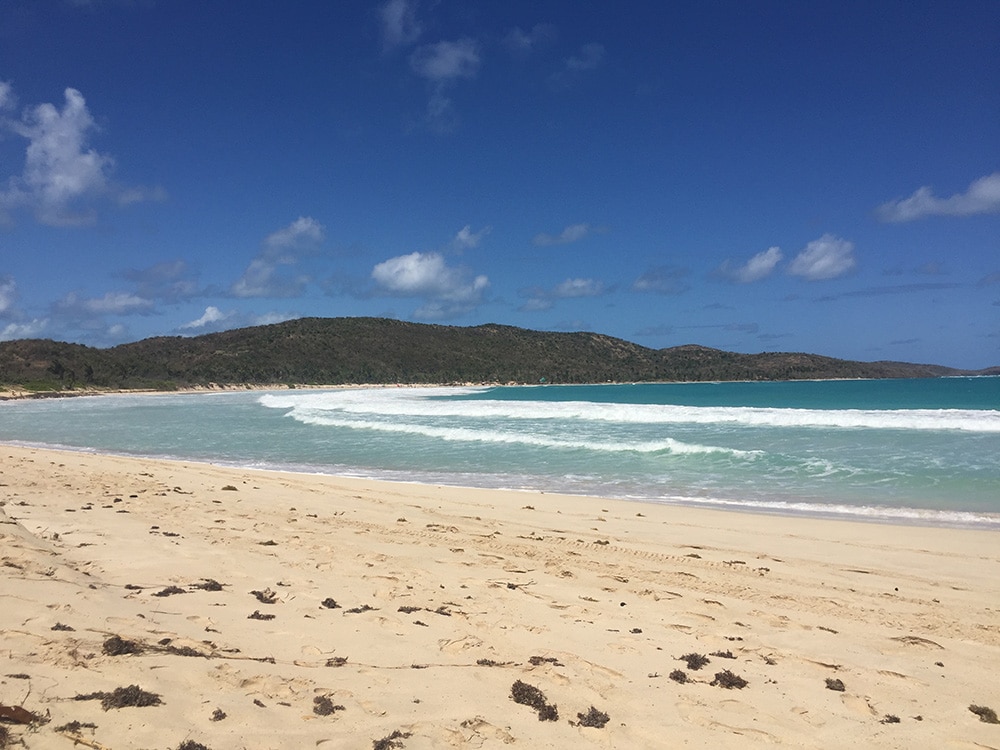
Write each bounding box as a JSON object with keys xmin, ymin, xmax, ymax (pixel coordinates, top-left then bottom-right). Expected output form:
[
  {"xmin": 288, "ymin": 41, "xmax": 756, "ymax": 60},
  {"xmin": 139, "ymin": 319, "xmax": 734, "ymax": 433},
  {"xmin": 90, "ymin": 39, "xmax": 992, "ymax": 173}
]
[
  {"xmin": 451, "ymin": 224, "xmax": 490, "ymax": 252},
  {"xmin": 788, "ymin": 234, "xmax": 856, "ymax": 280},
  {"xmin": 0, "ymin": 276, "xmax": 16, "ymax": 313},
  {"xmin": 877, "ymin": 172, "xmax": 1000, "ymax": 222},
  {"xmin": 717, "ymin": 246, "xmax": 783, "ymax": 283},
  {"xmin": 409, "ymin": 39, "xmax": 480, "ymax": 82},
  {"xmin": 263, "ymin": 215, "xmax": 325, "ymax": 254},
  {"xmin": 0, "ymin": 81, "xmax": 14, "ymax": 111},
  {"xmin": 0, "ymin": 318, "xmax": 47, "ymax": 341},
  {"xmin": 565, "ymin": 42, "xmax": 605, "ymax": 71},
  {"xmin": 0, "ymin": 84, "xmax": 161, "ymax": 226},
  {"xmin": 632, "ymin": 265, "xmax": 690, "ymax": 295},
  {"xmin": 553, "ymin": 277, "xmax": 605, "ymax": 298},
  {"xmin": 379, "ymin": 0, "xmax": 421, "ymax": 51},
  {"xmin": 231, "ymin": 216, "xmax": 324, "ymax": 298},
  {"xmin": 57, "ymin": 291, "xmax": 155, "ymax": 315},
  {"xmin": 533, "ymin": 223, "xmax": 591, "ymax": 246},
  {"xmin": 371, "ymin": 251, "xmax": 488, "ymax": 317},
  {"xmin": 181, "ymin": 305, "xmax": 230, "ymax": 330}
]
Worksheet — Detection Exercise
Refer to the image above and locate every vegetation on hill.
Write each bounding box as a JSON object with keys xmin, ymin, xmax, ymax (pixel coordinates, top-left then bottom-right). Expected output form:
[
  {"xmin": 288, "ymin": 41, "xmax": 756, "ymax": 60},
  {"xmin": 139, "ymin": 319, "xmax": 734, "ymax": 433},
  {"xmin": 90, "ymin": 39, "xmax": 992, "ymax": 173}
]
[{"xmin": 0, "ymin": 317, "xmax": 986, "ymax": 394}]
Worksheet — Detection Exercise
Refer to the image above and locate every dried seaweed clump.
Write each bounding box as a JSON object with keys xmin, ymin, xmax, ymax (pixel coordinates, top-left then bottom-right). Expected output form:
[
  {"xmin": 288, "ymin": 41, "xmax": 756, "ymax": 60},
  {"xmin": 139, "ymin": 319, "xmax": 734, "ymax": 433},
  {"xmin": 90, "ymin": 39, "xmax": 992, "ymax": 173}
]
[
  {"xmin": 250, "ymin": 588, "xmax": 278, "ymax": 604},
  {"xmin": 247, "ymin": 610, "xmax": 275, "ymax": 621},
  {"xmin": 710, "ymin": 650, "xmax": 735, "ymax": 659},
  {"xmin": 711, "ymin": 670, "xmax": 748, "ymax": 689},
  {"xmin": 153, "ymin": 586, "xmax": 186, "ymax": 597},
  {"xmin": 881, "ymin": 714, "xmax": 900, "ymax": 724},
  {"xmin": 193, "ymin": 579, "xmax": 224, "ymax": 591},
  {"xmin": 510, "ymin": 680, "xmax": 558, "ymax": 721},
  {"xmin": 669, "ymin": 670, "xmax": 688, "ymax": 684},
  {"xmin": 970, "ymin": 705, "xmax": 999, "ymax": 724},
  {"xmin": 210, "ymin": 708, "xmax": 227, "ymax": 722},
  {"xmin": 825, "ymin": 678, "xmax": 846, "ymax": 692},
  {"xmin": 0, "ymin": 726, "xmax": 9, "ymax": 749},
  {"xmin": 574, "ymin": 706, "xmax": 610, "ymax": 729},
  {"xmin": 103, "ymin": 635, "xmax": 143, "ymax": 656},
  {"xmin": 372, "ymin": 729, "xmax": 412, "ymax": 750},
  {"xmin": 76, "ymin": 685, "xmax": 162, "ymax": 710},
  {"xmin": 325, "ymin": 656, "xmax": 348, "ymax": 667},
  {"xmin": 680, "ymin": 653, "xmax": 710, "ymax": 671},
  {"xmin": 313, "ymin": 696, "xmax": 345, "ymax": 716},
  {"xmin": 177, "ymin": 742, "xmax": 210, "ymax": 750},
  {"xmin": 321, "ymin": 598, "xmax": 341, "ymax": 609}
]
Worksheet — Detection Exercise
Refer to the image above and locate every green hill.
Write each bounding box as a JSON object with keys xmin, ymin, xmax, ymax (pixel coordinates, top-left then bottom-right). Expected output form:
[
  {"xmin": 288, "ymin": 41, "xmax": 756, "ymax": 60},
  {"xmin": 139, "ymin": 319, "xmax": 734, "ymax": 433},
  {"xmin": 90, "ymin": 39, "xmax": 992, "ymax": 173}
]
[{"xmin": 0, "ymin": 317, "xmax": 984, "ymax": 394}]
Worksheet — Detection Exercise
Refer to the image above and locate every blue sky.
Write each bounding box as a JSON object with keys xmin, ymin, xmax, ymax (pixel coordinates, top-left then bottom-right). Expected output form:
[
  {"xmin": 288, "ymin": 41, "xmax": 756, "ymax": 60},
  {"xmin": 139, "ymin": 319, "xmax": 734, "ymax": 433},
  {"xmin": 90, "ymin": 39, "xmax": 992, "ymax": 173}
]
[{"xmin": 1, "ymin": 1, "xmax": 998, "ymax": 369}]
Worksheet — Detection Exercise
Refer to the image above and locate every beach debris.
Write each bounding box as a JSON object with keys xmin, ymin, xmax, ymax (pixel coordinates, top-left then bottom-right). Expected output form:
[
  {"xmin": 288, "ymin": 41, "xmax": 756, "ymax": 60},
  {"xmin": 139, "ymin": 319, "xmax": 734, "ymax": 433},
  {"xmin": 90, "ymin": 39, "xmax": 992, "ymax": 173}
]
[
  {"xmin": 710, "ymin": 650, "xmax": 736, "ymax": 659},
  {"xmin": 669, "ymin": 670, "xmax": 688, "ymax": 683},
  {"xmin": 510, "ymin": 680, "xmax": 559, "ymax": 721},
  {"xmin": 4, "ymin": 674, "xmax": 29, "ymax": 680},
  {"xmin": 153, "ymin": 585, "xmax": 186, "ymax": 597},
  {"xmin": 372, "ymin": 729, "xmax": 412, "ymax": 750},
  {"xmin": 325, "ymin": 656, "xmax": 348, "ymax": 667},
  {"xmin": 177, "ymin": 742, "xmax": 211, "ymax": 750},
  {"xmin": 192, "ymin": 578, "xmax": 225, "ymax": 591},
  {"xmin": 51, "ymin": 622, "xmax": 75, "ymax": 631},
  {"xmin": 221, "ymin": 485, "xmax": 238, "ymax": 491},
  {"xmin": 528, "ymin": 655, "xmax": 563, "ymax": 667},
  {"xmin": 345, "ymin": 604, "xmax": 377, "ymax": 614},
  {"xmin": 825, "ymin": 678, "xmax": 846, "ymax": 692},
  {"xmin": 0, "ymin": 703, "xmax": 43, "ymax": 724},
  {"xmin": 75, "ymin": 685, "xmax": 162, "ymax": 710},
  {"xmin": 680, "ymin": 653, "xmax": 710, "ymax": 671},
  {"xmin": 102, "ymin": 635, "xmax": 143, "ymax": 656},
  {"xmin": 881, "ymin": 714, "xmax": 900, "ymax": 724},
  {"xmin": 711, "ymin": 670, "xmax": 748, "ymax": 689},
  {"xmin": 53, "ymin": 720, "xmax": 98, "ymax": 733},
  {"xmin": 312, "ymin": 695, "xmax": 345, "ymax": 716},
  {"xmin": 574, "ymin": 706, "xmax": 610, "ymax": 728},
  {"xmin": 970, "ymin": 704, "xmax": 999, "ymax": 724},
  {"xmin": 398, "ymin": 605, "xmax": 422, "ymax": 614},
  {"xmin": 250, "ymin": 588, "xmax": 277, "ymax": 604},
  {"xmin": 321, "ymin": 598, "xmax": 341, "ymax": 609},
  {"xmin": 247, "ymin": 610, "xmax": 275, "ymax": 621},
  {"xmin": 210, "ymin": 708, "xmax": 227, "ymax": 721}
]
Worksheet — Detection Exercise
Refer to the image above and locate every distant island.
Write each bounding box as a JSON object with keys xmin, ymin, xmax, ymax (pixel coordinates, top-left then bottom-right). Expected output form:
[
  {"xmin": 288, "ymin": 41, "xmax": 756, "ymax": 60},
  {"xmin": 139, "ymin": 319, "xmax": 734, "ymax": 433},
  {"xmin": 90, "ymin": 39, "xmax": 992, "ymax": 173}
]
[{"xmin": 0, "ymin": 317, "xmax": 996, "ymax": 396}]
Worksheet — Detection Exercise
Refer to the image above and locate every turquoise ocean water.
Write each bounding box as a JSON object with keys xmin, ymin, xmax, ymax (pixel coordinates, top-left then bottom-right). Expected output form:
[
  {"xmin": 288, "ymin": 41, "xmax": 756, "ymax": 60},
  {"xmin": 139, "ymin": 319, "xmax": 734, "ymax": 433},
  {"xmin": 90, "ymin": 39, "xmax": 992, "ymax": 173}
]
[{"xmin": 1, "ymin": 377, "xmax": 998, "ymax": 528}]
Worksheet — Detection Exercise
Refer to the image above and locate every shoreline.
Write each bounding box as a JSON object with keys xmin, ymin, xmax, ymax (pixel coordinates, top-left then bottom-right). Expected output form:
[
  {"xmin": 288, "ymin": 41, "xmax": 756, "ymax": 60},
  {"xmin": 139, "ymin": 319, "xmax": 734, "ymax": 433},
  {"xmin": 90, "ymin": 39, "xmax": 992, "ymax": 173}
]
[
  {"xmin": 2, "ymin": 444, "xmax": 999, "ymax": 748},
  {"xmin": 2, "ymin": 437, "xmax": 998, "ymax": 532}
]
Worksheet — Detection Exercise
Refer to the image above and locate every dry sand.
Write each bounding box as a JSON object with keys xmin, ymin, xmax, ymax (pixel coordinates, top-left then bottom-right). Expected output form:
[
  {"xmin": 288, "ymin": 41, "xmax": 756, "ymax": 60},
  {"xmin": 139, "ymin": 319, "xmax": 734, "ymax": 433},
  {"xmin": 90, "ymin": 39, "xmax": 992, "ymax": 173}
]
[{"xmin": 1, "ymin": 444, "xmax": 998, "ymax": 749}]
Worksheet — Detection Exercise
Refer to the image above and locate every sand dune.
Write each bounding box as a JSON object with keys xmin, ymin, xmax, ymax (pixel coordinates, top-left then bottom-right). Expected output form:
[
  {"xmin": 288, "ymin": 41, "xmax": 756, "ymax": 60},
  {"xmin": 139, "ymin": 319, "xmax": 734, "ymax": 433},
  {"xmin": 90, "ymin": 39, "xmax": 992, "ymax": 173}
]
[{"xmin": 1, "ymin": 444, "xmax": 998, "ymax": 749}]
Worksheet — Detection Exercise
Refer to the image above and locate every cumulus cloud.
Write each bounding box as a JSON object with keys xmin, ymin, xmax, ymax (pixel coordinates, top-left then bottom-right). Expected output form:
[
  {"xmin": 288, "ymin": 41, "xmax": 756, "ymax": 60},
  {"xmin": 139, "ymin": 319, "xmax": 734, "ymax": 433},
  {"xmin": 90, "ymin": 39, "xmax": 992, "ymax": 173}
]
[
  {"xmin": 533, "ymin": 223, "xmax": 592, "ymax": 246},
  {"xmin": 379, "ymin": 0, "xmax": 421, "ymax": 51},
  {"xmin": 231, "ymin": 216, "xmax": 324, "ymax": 298},
  {"xmin": 0, "ymin": 84, "xmax": 161, "ymax": 226},
  {"xmin": 632, "ymin": 265, "xmax": 690, "ymax": 295},
  {"xmin": 181, "ymin": 305, "xmax": 231, "ymax": 330},
  {"xmin": 788, "ymin": 234, "xmax": 856, "ymax": 281},
  {"xmin": 1, "ymin": 319, "xmax": 48, "ymax": 341},
  {"xmin": 371, "ymin": 250, "xmax": 488, "ymax": 318},
  {"xmin": 716, "ymin": 246, "xmax": 783, "ymax": 283},
  {"xmin": 877, "ymin": 172, "xmax": 1000, "ymax": 222}
]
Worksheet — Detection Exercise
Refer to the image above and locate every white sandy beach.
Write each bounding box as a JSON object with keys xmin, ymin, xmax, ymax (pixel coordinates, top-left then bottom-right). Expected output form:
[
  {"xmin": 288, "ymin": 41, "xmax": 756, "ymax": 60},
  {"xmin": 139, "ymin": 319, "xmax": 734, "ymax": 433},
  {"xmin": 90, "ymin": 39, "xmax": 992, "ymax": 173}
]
[{"xmin": 1, "ymin": 444, "xmax": 999, "ymax": 749}]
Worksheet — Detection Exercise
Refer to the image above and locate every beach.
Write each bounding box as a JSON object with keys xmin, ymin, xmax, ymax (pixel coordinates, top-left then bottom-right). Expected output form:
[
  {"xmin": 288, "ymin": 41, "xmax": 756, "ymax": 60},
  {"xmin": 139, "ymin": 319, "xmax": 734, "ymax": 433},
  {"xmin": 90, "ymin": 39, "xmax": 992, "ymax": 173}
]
[{"xmin": 1, "ymin": 444, "xmax": 999, "ymax": 749}]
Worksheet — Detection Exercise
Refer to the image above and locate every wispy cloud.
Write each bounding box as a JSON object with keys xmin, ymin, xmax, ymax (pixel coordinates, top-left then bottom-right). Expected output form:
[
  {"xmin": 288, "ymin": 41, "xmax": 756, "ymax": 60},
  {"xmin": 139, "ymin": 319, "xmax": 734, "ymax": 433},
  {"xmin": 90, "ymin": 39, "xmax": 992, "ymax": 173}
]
[
  {"xmin": 632, "ymin": 265, "xmax": 690, "ymax": 295},
  {"xmin": 55, "ymin": 290, "xmax": 155, "ymax": 316},
  {"xmin": 179, "ymin": 306, "xmax": 296, "ymax": 335},
  {"xmin": 550, "ymin": 42, "xmax": 605, "ymax": 87},
  {"xmin": 788, "ymin": 234, "xmax": 856, "ymax": 281},
  {"xmin": 450, "ymin": 224, "xmax": 491, "ymax": 252},
  {"xmin": 877, "ymin": 172, "xmax": 1000, "ymax": 222},
  {"xmin": 0, "ymin": 276, "xmax": 16, "ymax": 314},
  {"xmin": 532, "ymin": 223, "xmax": 592, "ymax": 246},
  {"xmin": 379, "ymin": 0, "xmax": 421, "ymax": 51},
  {"xmin": 504, "ymin": 23, "xmax": 557, "ymax": 58},
  {"xmin": 371, "ymin": 250, "xmax": 488, "ymax": 318},
  {"xmin": 0, "ymin": 83, "xmax": 161, "ymax": 226},
  {"xmin": 231, "ymin": 216, "xmax": 325, "ymax": 298},
  {"xmin": 817, "ymin": 282, "xmax": 960, "ymax": 302},
  {"xmin": 408, "ymin": 38, "xmax": 481, "ymax": 133},
  {"xmin": 716, "ymin": 246, "xmax": 783, "ymax": 283},
  {"xmin": 120, "ymin": 260, "xmax": 201, "ymax": 301},
  {"xmin": 518, "ymin": 277, "xmax": 608, "ymax": 311}
]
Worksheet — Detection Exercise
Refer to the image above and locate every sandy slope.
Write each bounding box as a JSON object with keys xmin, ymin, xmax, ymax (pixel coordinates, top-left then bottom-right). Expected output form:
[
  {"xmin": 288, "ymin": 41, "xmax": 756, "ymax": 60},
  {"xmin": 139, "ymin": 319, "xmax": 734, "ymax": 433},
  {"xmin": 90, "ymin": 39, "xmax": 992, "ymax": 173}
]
[{"xmin": 1, "ymin": 445, "xmax": 998, "ymax": 749}]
